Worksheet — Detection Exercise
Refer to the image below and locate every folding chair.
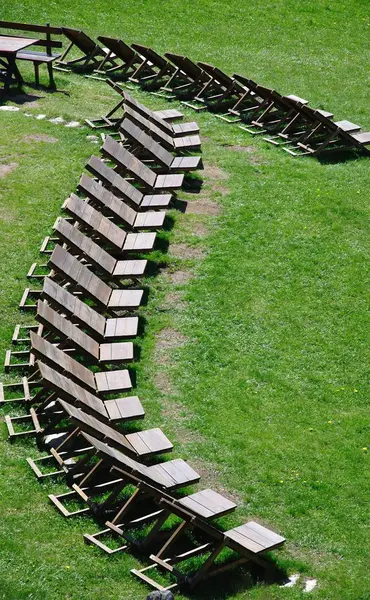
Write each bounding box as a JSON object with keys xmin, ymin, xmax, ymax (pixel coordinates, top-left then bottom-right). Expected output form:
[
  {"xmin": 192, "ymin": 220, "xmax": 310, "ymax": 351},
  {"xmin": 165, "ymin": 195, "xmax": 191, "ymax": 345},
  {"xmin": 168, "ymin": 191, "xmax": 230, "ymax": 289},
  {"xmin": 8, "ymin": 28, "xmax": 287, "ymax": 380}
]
[
  {"xmin": 263, "ymin": 102, "xmax": 335, "ymax": 148},
  {"xmin": 161, "ymin": 53, "xmax": 212, "ymax": 99},
  {"xmin": 66, "ymin": 186, "xmax": 166, "ymax": 231},
  {"xmin": 101, "ymin": 137, "xmax": 185, "ymax": 190},
  {"xmin": 129, "ymin": 44, "xmax": 176, "ymax": 90},
  {"xmin": 5, "ymin": 299, "xmax": 134, "ymax": 372},
  {"xmin": 85, "ymin": 79, "xmax": 184, "ymax": 130},
  {"xmin": 84, "ymin": 157, "xmax": 173, "ymax": 209},
  {"xmin": 56, "ymin": 28, "xmax": 117, "ymax": 72},
  {"xmin": 49, "ymin": 432, "xmax": 200, "ymax": 518},
  {"xmin": 93, "ymin": 36, "xmax": 150, "ymax": 79},
  {"xmin": 27, "ymin": 398, "xmax": 173, "ymax": 480},
  {"xmin": 119, "ymin": 118, "xmax": 202, "ymax": 172},
  {"xmin": 4, "ymin": 361, "xmax": 145, "ymax": 440},
  {"xmin": 30, "ymin": 332, "xmax": 133, "ymax": 395},
  {"xmin": 122, "ymin": 107, "xmax": 201, "ymax": 152},
  {"xmin": 122, "ymin": 90, "xmax": 198, "ymax": 136}
]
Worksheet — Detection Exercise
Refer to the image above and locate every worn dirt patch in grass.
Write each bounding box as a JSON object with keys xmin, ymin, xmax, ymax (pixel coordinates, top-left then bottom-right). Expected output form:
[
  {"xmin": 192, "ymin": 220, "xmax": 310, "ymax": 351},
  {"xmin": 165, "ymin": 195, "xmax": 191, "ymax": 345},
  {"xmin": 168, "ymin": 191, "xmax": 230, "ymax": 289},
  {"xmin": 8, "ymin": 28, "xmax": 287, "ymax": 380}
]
[
  {"xmin": 162, "ymin": 290, "xmax": 188, "ymax": 311},
  {"xmin": 23, "ymin": 134, "xmax": 58, "ymax": 144},
  {"xmin": 154, "ymin": 327, "xmax": 188, "ymax": 355},
  {"xmin": 170, "ymin": 243, "xmax": 206, "ymax": 260},
  {"xmin": 0, "ymin": 205, "xmax": 16, "ymax": 223},
  {"xmin": 153, "ymin": 371, "xmax": 174, "ymax": 395},
  {"xmin": 224, "ymin": 143, "xmax": 265, "ymax": 165},
  {"xmin": 0, "ymin": 162, "xmax": 18, "ymax": 178},
  {"xmin": 168, "ymin": 270, "xmax": 193, "ymax": 285},
  {"xmin": 185, "ymin": 196, "xmax": 221, "ymax": 215},
  {"xmin": 204, "ymin": 164, "xmax": 229, "ymax": 182}
]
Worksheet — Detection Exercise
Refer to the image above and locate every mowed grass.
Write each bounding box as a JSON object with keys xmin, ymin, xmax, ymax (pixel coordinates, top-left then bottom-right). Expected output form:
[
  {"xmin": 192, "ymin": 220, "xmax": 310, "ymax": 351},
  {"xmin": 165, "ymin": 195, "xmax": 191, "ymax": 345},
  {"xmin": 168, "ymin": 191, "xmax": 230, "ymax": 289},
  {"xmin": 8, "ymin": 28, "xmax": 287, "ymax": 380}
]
[{"xmin": 0, "ymin": 1, "xmax": 369, "ymax": 599}]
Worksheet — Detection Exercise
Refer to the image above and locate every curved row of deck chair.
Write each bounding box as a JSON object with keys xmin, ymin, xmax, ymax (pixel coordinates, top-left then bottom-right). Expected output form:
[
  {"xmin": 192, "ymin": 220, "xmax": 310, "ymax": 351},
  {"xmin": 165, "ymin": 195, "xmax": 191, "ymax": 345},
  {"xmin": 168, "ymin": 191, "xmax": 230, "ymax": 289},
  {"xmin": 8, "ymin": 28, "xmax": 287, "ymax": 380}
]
[{"xmin": 1, "ymin": 89, "xmax": 285, "ymax": 593}]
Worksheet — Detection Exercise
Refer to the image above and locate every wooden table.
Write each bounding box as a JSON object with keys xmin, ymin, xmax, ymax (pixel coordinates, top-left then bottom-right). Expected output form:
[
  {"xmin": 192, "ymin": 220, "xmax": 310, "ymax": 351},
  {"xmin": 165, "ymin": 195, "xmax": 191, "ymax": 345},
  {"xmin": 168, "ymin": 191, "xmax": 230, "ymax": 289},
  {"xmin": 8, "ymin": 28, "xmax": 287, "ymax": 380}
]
[{"xmin": 0, "ymin": 36, "xmax": 39, "ymax": 93}]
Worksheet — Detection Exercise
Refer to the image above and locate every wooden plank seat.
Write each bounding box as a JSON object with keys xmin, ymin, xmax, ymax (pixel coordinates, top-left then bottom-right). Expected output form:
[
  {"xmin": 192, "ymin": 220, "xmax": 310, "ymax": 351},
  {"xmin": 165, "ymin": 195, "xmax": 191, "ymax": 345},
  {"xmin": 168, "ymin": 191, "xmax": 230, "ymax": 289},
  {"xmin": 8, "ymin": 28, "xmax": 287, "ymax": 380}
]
[
  {"xmin": 27, "ymin": 398, "xmax": 173, "ymax": 480},
  {"xmin": 49, "ymin": 245, "xmax": 144, "ymax": 311},
  {"xmin": 102, "ymin": 136, "xmax": 184, "ymax": 190},
  {"xmin": 122, "ymin": 90, "xmax": 198, "ymax": 136},
  {"xmin": 94, "ymin": 36, "xmax": 153, "ymax": 79},
  {"xmin": 4, "ymin": 361, "xmax": 144, "ymax": 441},
  {"xmin": 41, "ymin": 278, "xmax": 139, "ymax": 341},
  {"xmin": 85, "ymin": 78, "xmax": 183, "ymax": 130},
  {"xmin": 0, "ymin": 21, "xmax": 63, "ymax": 87},
  {"xmin": 52, "ymin": 217, "xmax": 152, "ymax": 275},
  {"xmin": 123, "ymin": 106, "xmax": 201, "ymax": 152},
  {"xmin": 161, "ymin": 53, "xmax": 212, "ymax": 98},
  {"xmin": 55, "ymin": 27, "xmax": 117, "ymax": 71},
  {"xmin": 84, "ymin": 156, "xmax": 172, "ymax": 209},
  {"xmin": 49, "ymin": 432, "xmax": 200, "ymax": 518},
  {"xmin": 120, "ymin": 118, "xmax": 202, "ymax": 172},
  {"xmin": 66, "ymin": 186, "xmax": 166, "ymax": 232},
  {"xmin": 129, "ymin": 43, "xmax": 176, "ymax": 90},
  {"xmin": 36, "ymin": 300, "xmax": 134, "ymax": 364},
  {"xmin": 30, "ymin": 332, "xmax": 133, "ymax": 395}
]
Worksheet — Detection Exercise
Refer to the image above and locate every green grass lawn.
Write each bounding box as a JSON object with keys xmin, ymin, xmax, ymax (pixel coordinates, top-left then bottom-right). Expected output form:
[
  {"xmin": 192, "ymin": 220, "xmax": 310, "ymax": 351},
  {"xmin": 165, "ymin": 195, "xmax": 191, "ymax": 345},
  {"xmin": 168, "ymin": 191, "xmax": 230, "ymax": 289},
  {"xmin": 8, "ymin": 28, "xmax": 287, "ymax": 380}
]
[{"xmin": 0, "ymin": 2, "xmax": 369, "ymax": 599}]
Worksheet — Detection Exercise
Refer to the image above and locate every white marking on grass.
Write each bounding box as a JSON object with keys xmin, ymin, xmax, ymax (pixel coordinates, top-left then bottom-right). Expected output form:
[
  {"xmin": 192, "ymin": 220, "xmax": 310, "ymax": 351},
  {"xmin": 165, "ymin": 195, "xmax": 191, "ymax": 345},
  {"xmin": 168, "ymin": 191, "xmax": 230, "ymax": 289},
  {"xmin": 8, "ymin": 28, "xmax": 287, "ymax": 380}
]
[
  {"xmin": 36, "ymin": 114, "xmax": 46, "ymax": 120},
  {"xmin": 280, "ymin": 573, "xmax": 300, "ymax": 587},
  {"xmin": 86, "ymin": 135, "xmax": 99, "ymax": 143},
  {"xmin": 304, "ymin": 579, "xmax": 317, "ymax": 592},
  {"xmin": 65, "ymin": 120, "xmax": 81, "ymax": 128},
  {"xmin": 0, "ymin": 106, "xmax": 20, "ymax": 111},
  {"xmin": 24, "ymin": 113, "xmax": 33, "ymax": 117}
]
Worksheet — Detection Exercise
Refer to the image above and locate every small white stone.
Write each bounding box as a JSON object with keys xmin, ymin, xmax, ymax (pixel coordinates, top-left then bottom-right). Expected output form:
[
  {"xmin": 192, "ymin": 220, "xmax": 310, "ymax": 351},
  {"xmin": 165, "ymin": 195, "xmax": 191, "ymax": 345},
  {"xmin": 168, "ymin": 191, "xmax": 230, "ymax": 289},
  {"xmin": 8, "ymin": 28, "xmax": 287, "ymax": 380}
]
[
  {"xmin": 36, "ymin": 114, "xmax": 47, "ymax": 120},
  {"xmin": 24, "ymin": 113, "xmax": 33, "ymax": 117},
  {"xmin": 0, "ymin": 105, "xmax": 20, "ymax": 111},
  {"xmin": 280, "ymin": 573, "xmax": 300, "ymax": 588},
  {"xmin": 49, "ymin": 116, "xmax": 65, "ymax": 124},
  {"xmin": 304, "ymin": 579, "xmax": 317, "ymax": 592},
  {"xmin": 65, "ymin": 120, "xmax": 81, "ymax": 128}
]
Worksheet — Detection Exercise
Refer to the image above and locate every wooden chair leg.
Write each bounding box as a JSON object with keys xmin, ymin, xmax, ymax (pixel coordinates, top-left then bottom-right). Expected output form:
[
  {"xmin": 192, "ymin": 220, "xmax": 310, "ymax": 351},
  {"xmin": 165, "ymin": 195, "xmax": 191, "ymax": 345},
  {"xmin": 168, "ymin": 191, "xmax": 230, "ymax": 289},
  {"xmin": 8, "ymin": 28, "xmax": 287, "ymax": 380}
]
[
  {"xmin": 34, "ymin": 62, "xmax": 39, "ymax": 86},
  {"xmin": 47, "ymin": 63, "xmax": 56, "ymax": 89}
]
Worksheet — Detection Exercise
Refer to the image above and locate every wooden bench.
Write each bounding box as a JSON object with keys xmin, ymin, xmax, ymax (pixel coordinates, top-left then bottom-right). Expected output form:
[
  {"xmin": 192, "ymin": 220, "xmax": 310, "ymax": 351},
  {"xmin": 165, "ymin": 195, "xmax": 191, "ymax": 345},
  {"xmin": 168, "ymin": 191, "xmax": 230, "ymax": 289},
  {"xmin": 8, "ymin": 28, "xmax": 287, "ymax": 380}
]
[{"xmin": 0, "ymin": 21, "xmax": 63, "ymax": 88}]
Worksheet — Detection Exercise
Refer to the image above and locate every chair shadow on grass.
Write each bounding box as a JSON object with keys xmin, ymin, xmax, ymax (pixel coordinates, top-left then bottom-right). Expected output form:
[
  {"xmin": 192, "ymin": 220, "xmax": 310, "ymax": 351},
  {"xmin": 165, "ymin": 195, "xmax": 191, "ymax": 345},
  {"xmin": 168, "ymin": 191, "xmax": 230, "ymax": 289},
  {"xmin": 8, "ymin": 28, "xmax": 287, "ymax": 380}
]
[{"xmin": 317, "ymin": 149, "xmax": 366, "ymax": 165}]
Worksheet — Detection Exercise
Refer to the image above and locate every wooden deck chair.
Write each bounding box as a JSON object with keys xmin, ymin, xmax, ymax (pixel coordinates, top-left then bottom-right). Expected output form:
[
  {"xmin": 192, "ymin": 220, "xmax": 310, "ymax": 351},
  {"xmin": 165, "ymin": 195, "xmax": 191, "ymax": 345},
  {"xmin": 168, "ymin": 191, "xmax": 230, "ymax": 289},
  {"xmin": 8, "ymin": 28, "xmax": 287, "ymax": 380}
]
[
  {"xmin": 85, "ymin": 483, "xmax": 236, "ymax": 556},
  {"xmin": 84, "ymin": 157, "xmax": 172, "ymax": 209},
  {"xmin": 122, "ymin": 90, "xmax": 198, "ymax": 136},
  {"xmin": 133, "ymin": 507, "xmax": 285, "ymax": 591},
  {"xmin": 56, "ymin": 28, "xmax": 117, "ymax": 71},
  {"xmin": 5, "ymin": 298, "xmax": 135, "ymax": 372},
  {"xmin": 161, "ymin": 53, "xmax": 212, "ymax": 99},
  {"xmin": 129, "ymin": 44, "xmax": 176, "ymax": 90},
  {"xmin": 41, "ymin": 278, "xmax": 138, "ymax": 341},
  {"xmin": 4, "ymin": 361, "xmax": 145, "ymax": 441},
  {"xmin": 48, "ymin": 245, "xmax": 144, "ymax": 312},
  {"xmin": 191, "ymin": 63, "xmax": 253, "ymax": 115},
  {"xmin": 30, "ymin": 332, "xmax": 133, "ymax": 395},
  {"xmin": 27, "ymin": 398, "xmax": 173, "ymax": 480},
  {"xmin": 49, "ymin": 432, "xmax": 200, "ymax": 518},
  {"xmin": 123, "ymin": 107, "xmax": 201, "ymax": 152},
  {"xmin": 85, "ymin": 79, "xmax": 184, "ymax": 130},
  {"xmin": 119, "ymin": 118, "xmax": 202, "ymax": 172},
  {"xmin": 101, "ymin": 137, "xmax": 185, "ymax": 190},
  {"xmin": 66, "ymin": 185, "xmax": 166, "ymax": 231},
  {"xmin": 51, "ymin": 217, "xmax": 153, "ymax": 275},
  {"xmin": 263, "ymin": 104, "xmax": 335, "ymax": 147},
  {"xmin": 283, "ymin": 110, "xmax": 370, "ymax": 156},
  {"xmin": 93, "ymin": 36, "xmax": 149, "ymax": 78}
]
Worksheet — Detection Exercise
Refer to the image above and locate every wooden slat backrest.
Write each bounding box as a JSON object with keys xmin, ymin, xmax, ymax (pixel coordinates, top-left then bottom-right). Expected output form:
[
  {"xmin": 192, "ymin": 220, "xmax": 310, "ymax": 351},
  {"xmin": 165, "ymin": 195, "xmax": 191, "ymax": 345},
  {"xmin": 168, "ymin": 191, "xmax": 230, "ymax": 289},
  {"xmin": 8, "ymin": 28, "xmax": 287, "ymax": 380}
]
[
  {"xmin": 78, "ymin": 174, "xmax": 137, "ymax": 227},
  {"xmin": 124, "ymin": 106, "xmax": 173, "ymax": 147},
  {"xmin": 58, "ymin": 399, "xmax": 135, "ymax": 454},
  {"xmin": 36, "ymin": 300, "xmax": 99, "ymax": 360},
  {"xmin": 120, "ymin": 118, "xmax": 173, "ymax": 168},
  {"xmin": 38, "ymin": 361, "xmax": 108, "ymax": 419},
  {"xmin": 0, "ymin": 21, "xmax": 63, "ymax": 49},
  {"xmin": 165, "ymin": 53, "xmax": 203, "ymax": 79},
  {"xmin": 64, "ymin": 194, "xmax": 128, "ymax": 248},
  {"xmin": 30, "ymin": 332, "xmax": 96, "ymax": 390},
  {"xmin": 53, "ymin": 217, "xmax": 117, "ymax": 274},
  {"xmin": 61, "ymin": 27, "xmax": 98, "ymax": 52},
  {"xmin": 123, "ymin": 91, "xmax": 174, "ymax": 134},
  {"xmin": 197, "ymin": 62, "xmax": 229, "ymax": 88},
  {"xmin": 42, "ymin": 278, "xmax": 106, "ymax": 338},
  {"xmin": 49, "ymin": 246, "xmax": 112, "ymax": 306},
  {"xmin": 97, "ymin": 36, "xmax": 136, "ymax": 62},
  {"xmin": 131, "ymin": 43, "xmax": 168, "ymax": 68},
  {"xmin": 102, "ymin": 137, "xmax": 156, "ymax": 188},
  {"xmin": 84, "ymin": 157, "xmax": 144, "ymax": 207}
]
